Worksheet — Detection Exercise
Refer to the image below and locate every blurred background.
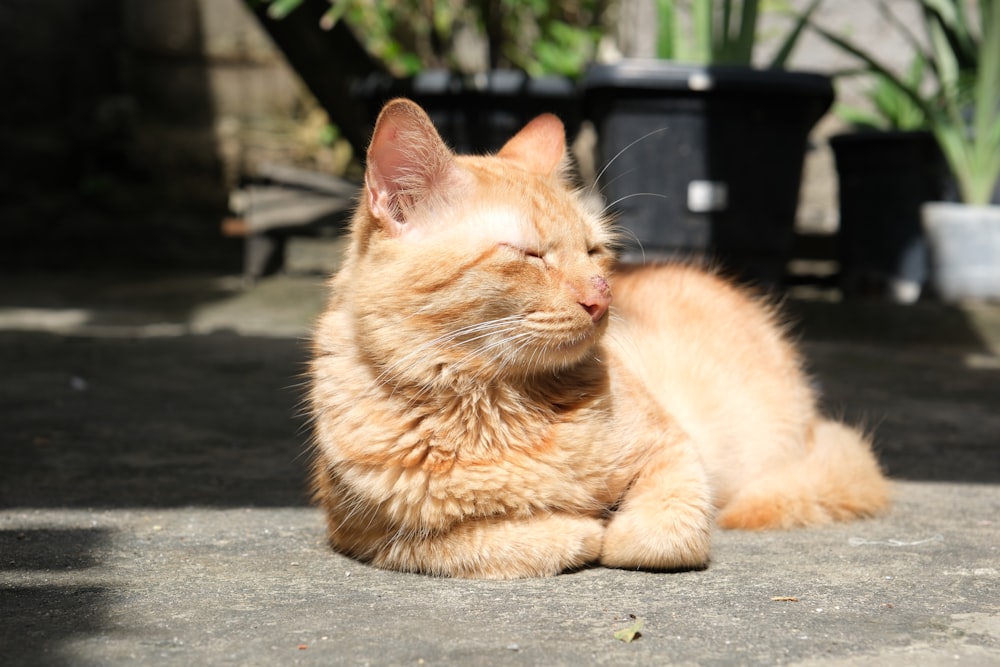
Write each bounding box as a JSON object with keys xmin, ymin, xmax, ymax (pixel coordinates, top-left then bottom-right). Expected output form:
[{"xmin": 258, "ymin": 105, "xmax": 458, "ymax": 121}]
[{"xmin": 0, "ymin": 0, "xmax": 933, "ymax": 278}]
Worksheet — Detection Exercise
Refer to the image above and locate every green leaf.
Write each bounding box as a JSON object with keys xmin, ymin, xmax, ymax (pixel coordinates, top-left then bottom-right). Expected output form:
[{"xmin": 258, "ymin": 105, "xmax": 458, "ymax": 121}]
[
  {"xmin": 835, "ymin": 104, "xmax": 890, "ymax": 132},
  {"xmin": 613, "ymin": 617, "xmax": 644, "ymax": 643},
  {"xmin": 318, "ymin": 0, "xmax": 350, "ymax": 30},
  {"xmin": 732, "ymin": 0, "xmax": 760, "ymax": 65},
  {"xmin": 768, "ymin": 0, "xmax": 822, "ymax": 69},
  {"xmin": 692, "ymin": 0, "xmax": 712, "ymax": 63},
  {"xmin": 808, "ymin": 23, "xmax": 933, "ymax": 120},
  {"xmin": 657, "ymin": 0, "xmax": 677, "ymax": 60},
  {"xmin": 265, "ymin": 0, "xmax": 304, "ymax": 20},
  {"xmin": 318, "ymin": 124, "xmax": 338, "ymax": 146},
  {"xmin": 967, "ymin": 0, "xmax": 1000, "ymax": 203}
]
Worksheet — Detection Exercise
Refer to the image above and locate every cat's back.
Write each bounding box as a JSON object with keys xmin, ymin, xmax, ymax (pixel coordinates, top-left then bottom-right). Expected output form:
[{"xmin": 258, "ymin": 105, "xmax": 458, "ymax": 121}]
[
  {"xmin": 607, "ymin": 264, "xmax": 816, "ymax": 500},
  {"xmin": 611, "ymin": 263, "xmax": 789, "ymax": 346}
]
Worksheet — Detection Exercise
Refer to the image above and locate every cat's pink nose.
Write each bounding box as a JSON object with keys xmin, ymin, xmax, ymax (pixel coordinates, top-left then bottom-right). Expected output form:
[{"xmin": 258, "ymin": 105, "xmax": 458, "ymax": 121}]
[{"xmin": 580, "ymin": 275, "xmax": 611, "ymax": 323}]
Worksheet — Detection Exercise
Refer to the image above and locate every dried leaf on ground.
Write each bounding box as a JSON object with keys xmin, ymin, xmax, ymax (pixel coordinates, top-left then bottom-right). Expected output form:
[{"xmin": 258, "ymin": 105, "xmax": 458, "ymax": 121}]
[{"xmin": 613, "ymin": 616, "xmax": 644, "ymax": 643}]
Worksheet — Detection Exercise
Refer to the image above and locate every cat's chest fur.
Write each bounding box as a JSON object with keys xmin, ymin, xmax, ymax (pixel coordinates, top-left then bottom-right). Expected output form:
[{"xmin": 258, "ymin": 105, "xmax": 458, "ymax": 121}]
[{"xmin": 310, "ymin": 308, "xmax": 633, "ymax": 528}]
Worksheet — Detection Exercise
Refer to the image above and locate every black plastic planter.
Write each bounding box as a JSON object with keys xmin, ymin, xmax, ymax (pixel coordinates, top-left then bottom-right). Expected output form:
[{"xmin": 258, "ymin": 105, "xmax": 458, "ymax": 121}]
[
  {"xmin": 355, "ymin": 70, "xmax": 580, "ymax": 155},
  {"xmin": 830, "ymin": 131, "xmax": 950, "ymax": 302},
  {"xmin": 583, "ymin": 60, "xmax": 833, "ymax": 283}
]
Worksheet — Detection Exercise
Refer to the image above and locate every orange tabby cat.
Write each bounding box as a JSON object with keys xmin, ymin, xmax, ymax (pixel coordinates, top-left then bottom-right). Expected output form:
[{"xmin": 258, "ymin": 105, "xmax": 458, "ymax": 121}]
[{"xmin": 308, "ymin": 98, "xmax": 889, "ymax": 578}]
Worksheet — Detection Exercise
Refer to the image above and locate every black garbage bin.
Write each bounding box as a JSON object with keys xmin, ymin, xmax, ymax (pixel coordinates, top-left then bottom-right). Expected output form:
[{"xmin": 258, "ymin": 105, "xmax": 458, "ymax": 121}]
[{"xmin": 583, "ymin": 60, "xmax": 833, "ymax": 283}]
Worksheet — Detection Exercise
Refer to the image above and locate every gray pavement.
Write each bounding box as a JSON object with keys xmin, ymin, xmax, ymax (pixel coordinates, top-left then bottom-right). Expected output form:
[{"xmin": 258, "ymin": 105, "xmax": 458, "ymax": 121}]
[{"xmin": 1, "ymin": 269, "xmax": 998, "ymax": 666}]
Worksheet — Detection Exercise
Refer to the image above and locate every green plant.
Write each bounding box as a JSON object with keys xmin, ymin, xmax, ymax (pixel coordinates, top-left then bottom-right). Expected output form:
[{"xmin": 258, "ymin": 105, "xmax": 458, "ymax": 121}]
[
  {"xmin": 257, "ymin": 0, "xmax": 463, "ymax": 75},
  {"xmin": 654, "ymin": 0, "xmax": 822, "ymax": 67},
  {"xmin": 810, "ymin": 0, "xmax": 1000, "ymax": 205},
  {"xmin": 836, "ymin": 55, "xmax": 930, "ymax": 131},
  {"xmin": 255, "ymin": 0, "xmax": 606, "ymax": 77},
  {"xmin": 497, "ymin": 0, "xmax": 608, "ymax": 77}
]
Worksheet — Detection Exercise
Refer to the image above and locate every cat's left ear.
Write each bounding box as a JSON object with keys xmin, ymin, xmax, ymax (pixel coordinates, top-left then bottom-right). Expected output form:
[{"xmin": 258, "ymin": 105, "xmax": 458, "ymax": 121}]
[
  {"xmin": 365, "ymin": 98, "xmax": 464, "ymax": 237},
  {"xmin": 497, "ymin": 114, "xmax": 566, "ymax": 176}
]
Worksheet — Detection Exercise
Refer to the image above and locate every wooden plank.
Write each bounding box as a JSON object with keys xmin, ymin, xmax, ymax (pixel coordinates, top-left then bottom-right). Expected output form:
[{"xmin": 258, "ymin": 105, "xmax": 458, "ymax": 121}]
[{"xmin": 256, "ymin": 162, "xmax": 359, "ymax": 196}]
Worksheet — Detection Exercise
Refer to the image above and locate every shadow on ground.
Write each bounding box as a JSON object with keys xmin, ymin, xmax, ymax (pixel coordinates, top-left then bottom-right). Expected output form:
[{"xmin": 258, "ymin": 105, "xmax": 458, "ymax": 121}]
[
  {"xmin": 1, "ymin": 527, "xmax": 113, "ymax": 667},
  {"xmin": 0, "ymin": 271, "xmax": 247, "ymax": 334},
  {"xmin": 792, "ymin": 299, "xmax": 1000, "ymax": 484},
  {"xmin": 1, "ymin": 585, "xmax": 111, "ymax": 667},
  {"xmin": 0, "ymin": 331, "xmax": 312, "ymax": 509},
  {"xmin": 2, "ymin": 270, "xmax": 999, "ymax": 512}
]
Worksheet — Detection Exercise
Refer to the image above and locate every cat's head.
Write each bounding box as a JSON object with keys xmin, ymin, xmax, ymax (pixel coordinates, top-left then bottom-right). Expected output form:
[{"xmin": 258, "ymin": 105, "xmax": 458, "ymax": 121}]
[{"xmin": 343, "ymin": 98, "xmax": 615, "ymax": 384}]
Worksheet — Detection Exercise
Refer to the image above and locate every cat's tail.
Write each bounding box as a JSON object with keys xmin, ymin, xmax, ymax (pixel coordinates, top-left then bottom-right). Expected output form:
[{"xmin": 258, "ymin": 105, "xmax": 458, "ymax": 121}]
[{"xmin": 716, "ymin": 420, "xmax": 891, "ymax": 530}]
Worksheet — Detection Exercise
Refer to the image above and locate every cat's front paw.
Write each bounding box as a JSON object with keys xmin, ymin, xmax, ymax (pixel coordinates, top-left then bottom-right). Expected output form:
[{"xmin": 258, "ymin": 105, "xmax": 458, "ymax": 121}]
[
  {"xmin": 466, "ymin": 513, "xmax": 605, "ymax": 578},
  {"xmin": 539, "ymin": 514, "xmax": 606, "ymax": 574},
  {"xmin": 510, "ymin": 513, "xmax": 605, "ymax": 577},
  {"xmin": 600, "ymin": 500, "xmax": 713, "ymax": 571},
  {"xmin": 375, "ymin": 513, "xmax": 606, "ymax": 578}
]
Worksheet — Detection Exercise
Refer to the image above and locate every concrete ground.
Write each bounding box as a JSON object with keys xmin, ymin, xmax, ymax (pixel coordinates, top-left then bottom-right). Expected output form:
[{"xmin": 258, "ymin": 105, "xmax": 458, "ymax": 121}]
[{"xmin": 1, "ymin": 266, "xmax": 998, "ymax": 666}]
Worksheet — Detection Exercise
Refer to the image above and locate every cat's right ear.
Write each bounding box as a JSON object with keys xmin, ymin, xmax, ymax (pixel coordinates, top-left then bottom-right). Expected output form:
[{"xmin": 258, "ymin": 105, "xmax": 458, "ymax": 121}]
[
  {"xmin": 365, "ymin": 98, "xmax": 460, "ymax": 237},
  {"xmin": 498, "ymin": 113, "xmax": 566, "ymax": 176}
]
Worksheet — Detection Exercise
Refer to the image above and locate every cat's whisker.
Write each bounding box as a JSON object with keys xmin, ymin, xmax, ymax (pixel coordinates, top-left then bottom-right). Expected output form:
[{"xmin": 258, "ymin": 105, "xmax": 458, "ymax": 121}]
[
  {"xmin": 515, "ymin": 330, "xmax": 554, "ymax": 378},
  {"xmin": 493, "ymin": 333, "xmax": 542, "ymax": 380},
  {"xmin": 595, "ymin": 167, "xmax": 636, "ymax": 198},
  {"xmin": 381, "ymin": 321, "xmax": 531, "ymax": 409},
  {"xmin": 523, "ymin": 342, "xmax": 543, "ymax": 378},
  {"xmin": 373, "ymin": 316, "xmax": 525, "ymax": 391},
  {"xmin": 452, "ymin": 328, "xmax": 535, "ymax": 375},
  {"xmin": 481, "ymin": 327, "xmax": 556, "ymax": 382},
  {"xmin": 601, "ymin": 192, "xmax": 669, "ymax": 217},
  {"xmin": 399, "ymin": 320, "xmax": 524, "ymax": 376},
  {"xmin": 590, "ymin": 127, "xmax": 669, "ymax": 195},
  {"xmin": 608, "ymin": 222, "xmax": 647, "ymax": 264}
]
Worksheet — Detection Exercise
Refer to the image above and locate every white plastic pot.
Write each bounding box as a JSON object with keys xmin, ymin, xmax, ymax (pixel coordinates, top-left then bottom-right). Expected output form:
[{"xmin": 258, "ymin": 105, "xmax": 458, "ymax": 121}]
[{"xmin": 922, "ymin": 201, "xmax": 1000, "ymax": 302}]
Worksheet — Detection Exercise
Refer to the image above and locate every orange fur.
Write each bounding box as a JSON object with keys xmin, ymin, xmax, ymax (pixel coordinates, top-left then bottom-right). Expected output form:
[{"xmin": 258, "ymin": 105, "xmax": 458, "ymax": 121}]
[{"xmin": 307, "ymin": 99, "xmax": 890, "ymax": 579}]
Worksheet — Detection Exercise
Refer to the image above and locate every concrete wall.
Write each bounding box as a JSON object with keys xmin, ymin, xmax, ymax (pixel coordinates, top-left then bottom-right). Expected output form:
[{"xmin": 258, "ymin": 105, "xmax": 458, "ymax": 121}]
[{"xmin": 0, "ymin": 0, "xmax": 331, "ymax": 269}]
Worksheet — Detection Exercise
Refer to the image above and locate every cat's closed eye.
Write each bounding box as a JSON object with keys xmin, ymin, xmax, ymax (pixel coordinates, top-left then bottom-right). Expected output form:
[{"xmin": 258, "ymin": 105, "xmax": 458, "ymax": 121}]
[{"xmin": 500, "ymin": 242, "xmax": 546, "ymax": 266}]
